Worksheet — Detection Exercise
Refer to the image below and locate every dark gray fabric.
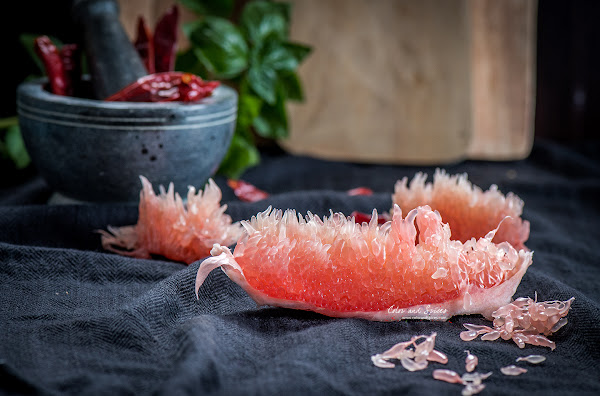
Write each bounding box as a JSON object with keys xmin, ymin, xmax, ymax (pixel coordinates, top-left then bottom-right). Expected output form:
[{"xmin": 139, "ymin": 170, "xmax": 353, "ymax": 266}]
[{"xmin": 1, "ymin": 139, "xmax": 599, "ymax": 395}]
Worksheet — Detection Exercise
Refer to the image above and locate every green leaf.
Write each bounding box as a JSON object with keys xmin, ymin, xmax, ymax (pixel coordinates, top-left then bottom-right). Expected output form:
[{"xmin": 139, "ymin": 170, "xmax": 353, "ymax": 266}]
[
  {"xmin": 188, "ymin": 17, "xmax": 249, "ymax": 79},
  {"xmin": 217, "ymin": 132, "xmax": 260, "ymax": 179},
  {"xmin": 4, "ymin": 126, "xmax": 31, "ymax": 169},
  {"xmin": 175, "ymin": 47, "xmax": 209, "ymax": 77},
  {"xmin": 253, "ymin": 87, "xmax": 288, "ymax": 139},
  {"xmin": 0, "ymin": 117, "xmax": 18, "ymax": 130},
  {"xmin": 241, "ymin": 1, "xmax": 291, "ymax": 44},
  {"xmin": 237, "ymin": 91, "xmax": 263, "ymax": 131},
  {"xmin": 247, "ymin": 39, "xmax": 300, "ymax": 104},
  {"xmin": 278, "ymin": 71, "xmax": 303, "ymax": 101},
  {"xmin": 177, "ymin": 0, "xmax": 234, "ymax": 18},
  {"xmin": 247, "ymin": 64, "xmax": 277, "ymax": 105},
  {"xmin": 283, "ymin": 41, "xmax": 312, "ymax": 64}
]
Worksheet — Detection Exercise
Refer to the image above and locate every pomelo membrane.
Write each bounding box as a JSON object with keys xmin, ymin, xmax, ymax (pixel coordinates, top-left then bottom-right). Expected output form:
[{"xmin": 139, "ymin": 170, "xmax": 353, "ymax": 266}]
[
  {"xmin": 100, "ymin": 176, "xmax": 242, "ymax": 264},
  {"xmin": 393, "ymin": 169, "xmax": 530, "ymax": 250},
  {"xmin": 195, "ymin": 203, "xmax": 533, "ymax": 321}
]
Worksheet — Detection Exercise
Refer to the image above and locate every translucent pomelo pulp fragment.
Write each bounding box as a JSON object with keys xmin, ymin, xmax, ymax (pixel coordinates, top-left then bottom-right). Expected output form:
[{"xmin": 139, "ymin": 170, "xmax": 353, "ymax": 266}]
[
  {"xmin": 465, "ymin": 350, "xmax": 478, "ymax": 372},
  {"xmin": 463, "ymin": 324, "xmax": 494, "ymax": 333},
  {"xmin": 371, "ymin": 354, "xmax": 395, "ymax": 369},
  {"xmin": 500, "ymin": 365, "xmax": 527, "ymax": 376},
  {"xmin": 428, "ymin": 349, "xmax": 449, "ymax": 364},
  {"xmin": 100, "ymin": 177, "xmax": 242, "ymax": 264},
  {"xmin": 516, "ymin": 355, "xmax": 546, "ymax": 364},
  {"xmin": 372, "ymin": 332, "xmax": 446, "ymax": 371},
  {"xmin": 461, "ymin": 372, "xmax": 492, "ymax": 386},
  {"xmin": 433, "ymin": 369, "xmax": 463, "ymax": 384},
  {"xmin": 461, "ymin": 295, "xmax": 574, "ymax": 350},
  {"xmin": 462, "ymin": 383, "xmax": 486, "ymax": 396},
  {"xmin": 480, "ymin": 331, "xmax": 500, "ymax": 341},
  {"xmin": 401, "ymin": 356, "xmax": 428, "ymax": 372},
  {"xmin": 460, "ymin": 331, "xmax": 480, "ymax": 342}
]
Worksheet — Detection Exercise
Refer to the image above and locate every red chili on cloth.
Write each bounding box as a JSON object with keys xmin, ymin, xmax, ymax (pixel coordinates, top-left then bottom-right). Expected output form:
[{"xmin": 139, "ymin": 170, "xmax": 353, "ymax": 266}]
[{"xmin": 227, "ymin": 179, "xmax": 270, "ymax": 203}]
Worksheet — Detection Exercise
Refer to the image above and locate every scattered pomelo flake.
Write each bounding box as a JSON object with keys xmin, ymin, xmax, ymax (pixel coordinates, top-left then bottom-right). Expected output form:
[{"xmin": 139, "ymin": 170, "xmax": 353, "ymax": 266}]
[
  {"xmin": 371, "ymin": 333, "xmax": 446, "ymax": 371},
  {"xmin": 428, "ymin": 349, "xmax": 449, "ymax": 364},
  {"xmin": 100, "ymin": 177, "xmax": 242, "ymax": 264},
  {"xmin": 227, "ymin": 179, "xmax": 269, "ymax": 202},
  {"xmin": 371, "ymin": 355, "xmax": 395, "ymax": 369},
  {"xmin": 460, "ymin": 331, "xmax": 480, "ymax": 342},
  {"xmin": 465, "ymin": 350, "xmax": 478, "ymax": 372},
  {"xmin": 195, "ymin": 204, "xmax": 532, "ymax": 320},
  {"xmin": 460, "ymin": 324, "xmax": 494, "ymax": 341},
  {"xmin": 462, "ymin": 383, "xmax": 486, "ymax": 396},
  {"xmin": 392, "ymin": 169, "xmax": 530, "ymax": 251},
  {"xmin": 462, "ymin": 371, "xmax": 492, "ymax": 385},
  {"xmin": 461, "ymin": 295, "xmax": 574, "ymax": 350},
  {"xmin": 433, "ymin": 369, "xmax": 463, "ymax": 384},
  {"xmin": 462, "ymin": 372, "xmax": 492, "ymax": 395},
  {"xmin": 516, "ymin": 355, "xmax": 546, "ymax": 364},
  {"xmin": 480, "ymin": 331, "xmax": 500, "ymax": 341},
  {"xmin": 434, "ymin": 370, "xmax": 491, "ymax": 395},
  {"xmin": 463, "ymin": 324, "xmax": 494, "ymax": 332},
  {"xmin": 500, "ymin": 365, "xmax": 527, "ymax": 376},
  {"xmin": 347, "ymin": 187, "xmax": 373, "ymax": 196}
]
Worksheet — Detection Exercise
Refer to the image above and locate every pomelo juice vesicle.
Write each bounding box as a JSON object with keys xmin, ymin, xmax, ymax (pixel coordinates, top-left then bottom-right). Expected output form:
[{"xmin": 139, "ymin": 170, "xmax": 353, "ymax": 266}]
[{"xmin": 195, "ymin": 204, "xmax": 532, "ymax": 321}]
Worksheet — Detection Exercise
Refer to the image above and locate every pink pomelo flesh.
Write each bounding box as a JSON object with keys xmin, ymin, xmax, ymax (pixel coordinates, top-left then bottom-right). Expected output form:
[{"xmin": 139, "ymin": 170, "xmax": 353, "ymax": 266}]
[
  {"xmin": 393, "ymin": 169, "xmax": 530, "ymax": 251},
  {"xmin": 100, "ymin": 176, "xmax": 242, "ymax": 264},
  {"xmin": 196, "ymin": 204, "xmax": 532, "ymax": 321}
]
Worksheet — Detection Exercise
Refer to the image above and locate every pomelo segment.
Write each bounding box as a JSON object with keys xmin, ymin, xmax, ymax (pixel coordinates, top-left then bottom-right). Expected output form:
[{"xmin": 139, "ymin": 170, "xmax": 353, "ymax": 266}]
[
  {"xmin": 195, "ymin": 205, "xmax": 532, "ymax": 321},
  {"xmin": 100, "ymin": 176, "xmax": 242, "ymax": 264},
  {"xmin": 393, "ymin": 169, "xmax": 530, "ymax": 250}
]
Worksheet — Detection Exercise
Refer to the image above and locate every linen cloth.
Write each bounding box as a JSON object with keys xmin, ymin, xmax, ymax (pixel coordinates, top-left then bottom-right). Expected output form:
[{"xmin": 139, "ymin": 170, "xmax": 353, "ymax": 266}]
[{"xmin": 1, "ymin": 139, "xmax": 599, "ymax": 395}]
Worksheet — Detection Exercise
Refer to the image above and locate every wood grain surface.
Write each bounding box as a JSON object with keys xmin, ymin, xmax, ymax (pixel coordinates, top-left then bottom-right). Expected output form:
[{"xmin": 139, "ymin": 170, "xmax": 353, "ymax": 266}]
[
  {"xmin": 468, "ymin": 0, "xmax": 537, "ymax": 160},
  {"xmin": 117, "ymin": 0, "xmax": 537, "ymax": 164},
  {"xmin": 283, "ymin": 0, "xmax": 472, "ymax": 164}
]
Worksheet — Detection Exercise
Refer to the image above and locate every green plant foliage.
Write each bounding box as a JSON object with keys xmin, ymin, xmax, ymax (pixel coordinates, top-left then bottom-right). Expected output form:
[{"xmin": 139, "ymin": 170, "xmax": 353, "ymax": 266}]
[
  {"xmin": 187, "ymin": 17, "xmax": 249, "ymax": 79},
  {"xmin": 0, "ymin": 118, "xmax": 31, "ymax": 170},
  {"xmin": 177, "ymin": 0, "xmax": 311, "ymax": 178},
  {"xmin": 178, "ymin": 0, "xmax": 234, "ymax": 18}
]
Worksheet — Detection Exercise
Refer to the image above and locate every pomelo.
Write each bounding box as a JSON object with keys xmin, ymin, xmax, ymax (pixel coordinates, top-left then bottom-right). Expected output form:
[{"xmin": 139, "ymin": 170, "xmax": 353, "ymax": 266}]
[
  {"xmin": 100, "ymin": 176, "xmax": 242, "ymax": 264},
  {"xmin": 195, "ymin": 204, "xmax": 533, "ymax": 321},
  {"xmin": 393, "ymin": 169, "xmax": 530, "ymax": 250}
]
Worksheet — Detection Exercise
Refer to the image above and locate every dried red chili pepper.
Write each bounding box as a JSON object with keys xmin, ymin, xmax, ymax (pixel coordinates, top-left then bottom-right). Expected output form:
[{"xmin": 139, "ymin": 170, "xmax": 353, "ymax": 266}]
[
  {"xmin": 346, "ymin": 187, "xmax": 374, "ymax": 196},
  {"xmin": 59, "ymin": 44, "xmax": 81, "ymax": 97},
  {"xmin": 153, "ymin": 5, "xmax": 179, "ymax": 73},
  {"xmin": 134, "ymin": 16, "xmax": 155, "ymax": 74},
  {"xmin": 105, "ymin": 72, "xmax": 219, "ymax": 102},
  {"xmin": 350, "ymin": 211, "xmax": 390, "ymax": 225},
  {"xmin": 227, "ymin": 179, "xmax": 270, "ymax": 203},
  {"xmin": 34, "ymin": 36, "xmax": 68, "ymax": 95}
]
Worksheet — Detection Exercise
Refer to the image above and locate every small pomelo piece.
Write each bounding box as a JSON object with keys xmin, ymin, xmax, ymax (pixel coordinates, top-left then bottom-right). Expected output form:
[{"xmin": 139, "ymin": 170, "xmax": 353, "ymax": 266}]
[
  {"xmin": 100, "ymin": 176, "xmax": 242, "ymax": 264},
  {"xmin": 195, "ymin": 205, "xmax": 532, "ymax": 321},
  {"xmin": 393, "ymin": 169, "xmax": 530, "ymax": 250}
]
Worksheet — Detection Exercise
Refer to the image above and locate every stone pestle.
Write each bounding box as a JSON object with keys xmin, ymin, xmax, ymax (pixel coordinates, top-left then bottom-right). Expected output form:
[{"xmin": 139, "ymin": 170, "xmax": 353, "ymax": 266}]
[{"xmin": 71, "ymin": 0, "xmax": 147, "ymax": 99}]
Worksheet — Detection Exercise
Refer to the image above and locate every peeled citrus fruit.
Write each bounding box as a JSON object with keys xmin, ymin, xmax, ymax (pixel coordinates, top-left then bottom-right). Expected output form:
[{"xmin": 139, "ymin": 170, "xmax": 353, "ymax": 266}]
[
  {"xmin": 393, "ymin": 169, "xmax": 530, "ymax": 250},
  {"xmin": 100, "ymin": 176, "xmax": 242, "ymax": 264},
  {"xmin": 195, "ymin": 203, "xmax": 533, "ymax": 321}
]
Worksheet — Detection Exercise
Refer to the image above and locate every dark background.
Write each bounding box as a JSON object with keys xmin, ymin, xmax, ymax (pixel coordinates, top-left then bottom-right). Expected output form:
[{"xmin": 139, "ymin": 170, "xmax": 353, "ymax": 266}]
[{"xmin": 2, "ymin": 0, "xmax": 599, "ymax": 143}]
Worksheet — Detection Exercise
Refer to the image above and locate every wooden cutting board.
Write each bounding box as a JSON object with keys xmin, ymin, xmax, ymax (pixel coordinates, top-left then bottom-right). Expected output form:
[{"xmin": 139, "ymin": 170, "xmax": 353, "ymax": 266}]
[
  {"xmin": 118, "ymin": 0, "xmax": 537, "ymax": 164},
  {"xmin": 282, "ymin": 0, "xmax": 538, "ymax": 164}
]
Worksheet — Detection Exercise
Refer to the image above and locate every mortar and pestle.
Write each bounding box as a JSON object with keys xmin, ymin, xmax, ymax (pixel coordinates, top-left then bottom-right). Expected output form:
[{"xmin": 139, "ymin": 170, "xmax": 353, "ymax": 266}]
[{"xmin": 16, "ymin": 0, "xmax": 237, "ymax": 203}]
